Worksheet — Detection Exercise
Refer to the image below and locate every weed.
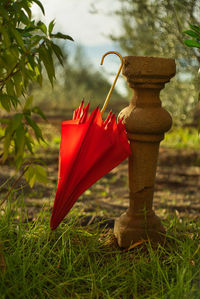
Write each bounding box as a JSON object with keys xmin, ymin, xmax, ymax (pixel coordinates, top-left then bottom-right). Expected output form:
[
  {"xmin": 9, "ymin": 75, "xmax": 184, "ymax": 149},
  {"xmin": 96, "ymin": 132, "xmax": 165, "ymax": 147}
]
[{"xmin": 1, "ymin": 198, "xmax": 200, "ymax": 298}]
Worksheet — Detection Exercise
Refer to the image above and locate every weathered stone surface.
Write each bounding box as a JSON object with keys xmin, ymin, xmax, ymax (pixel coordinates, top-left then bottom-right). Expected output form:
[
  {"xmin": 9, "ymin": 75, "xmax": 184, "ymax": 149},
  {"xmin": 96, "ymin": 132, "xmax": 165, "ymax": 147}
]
[{"xmin": 114, "ymin": 56, "xmax": 176, "ymax": 248}]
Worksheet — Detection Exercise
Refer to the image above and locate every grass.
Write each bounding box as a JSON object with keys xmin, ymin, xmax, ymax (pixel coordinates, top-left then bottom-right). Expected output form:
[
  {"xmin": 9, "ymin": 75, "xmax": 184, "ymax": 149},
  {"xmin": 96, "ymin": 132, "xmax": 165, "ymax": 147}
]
[
  {"xmin": 162, "ymin": 127, "xmax": 199, "ymax": 149},
  {"xmin": 0, "ymin": 126, "xmax": 199, "ymax": 298},
  {"xmin": 33, "ymin": 125, "xmax": 199, "ymax": 154},
  {"xmin": 1, "ymin": 198, "xmax": 200, "ymax": 298}
]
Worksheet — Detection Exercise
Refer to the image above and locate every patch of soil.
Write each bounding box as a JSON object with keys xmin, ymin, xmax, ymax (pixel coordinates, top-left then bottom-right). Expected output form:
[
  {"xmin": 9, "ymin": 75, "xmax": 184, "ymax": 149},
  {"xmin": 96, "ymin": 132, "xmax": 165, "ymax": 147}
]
[{"xmin": 0, "ymin": 121, "xmax": 199, "ymax": 222}]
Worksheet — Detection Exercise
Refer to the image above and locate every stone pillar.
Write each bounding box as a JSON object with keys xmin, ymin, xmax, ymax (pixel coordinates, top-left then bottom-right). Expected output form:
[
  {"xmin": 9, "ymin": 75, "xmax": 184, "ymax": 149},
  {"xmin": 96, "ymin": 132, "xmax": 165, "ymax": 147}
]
[{"xmin": 114, "ymin": 56, "xmax": 176, "ymax": 248}]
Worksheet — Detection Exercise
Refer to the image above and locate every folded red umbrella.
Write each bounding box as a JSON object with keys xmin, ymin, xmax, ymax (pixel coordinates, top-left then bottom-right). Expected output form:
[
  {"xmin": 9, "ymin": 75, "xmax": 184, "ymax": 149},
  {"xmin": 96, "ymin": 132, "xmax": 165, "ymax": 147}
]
[
  {"xmin": 50, "ymin": 101, "xmax": 131, "ymax": 229},
  {"xmin": 50, "ymin": 51, "xmax": 131, "ymax": 230}
]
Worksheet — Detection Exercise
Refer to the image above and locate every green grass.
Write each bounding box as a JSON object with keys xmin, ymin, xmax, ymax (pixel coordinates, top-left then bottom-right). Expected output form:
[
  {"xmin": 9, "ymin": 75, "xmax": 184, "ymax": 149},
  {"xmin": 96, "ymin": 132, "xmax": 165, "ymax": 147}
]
[
  {"xmin": 162, "ymin": 127, "xmax": 200, "ymax": 149},
  {"xmin": 44, "ymin": 127, "xmax": 200, "ymax": 153},
  {"xmin": 1, "ymin": 198, "xmax": 200, "ymax": 298}
]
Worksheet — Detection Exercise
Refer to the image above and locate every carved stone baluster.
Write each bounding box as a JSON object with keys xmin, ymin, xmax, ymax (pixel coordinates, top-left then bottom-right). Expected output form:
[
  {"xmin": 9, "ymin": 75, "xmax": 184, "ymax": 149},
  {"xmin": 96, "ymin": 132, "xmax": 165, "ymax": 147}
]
[{"xmin": 114, "ymin": 56, "xmax": 176, "ymax": 248}]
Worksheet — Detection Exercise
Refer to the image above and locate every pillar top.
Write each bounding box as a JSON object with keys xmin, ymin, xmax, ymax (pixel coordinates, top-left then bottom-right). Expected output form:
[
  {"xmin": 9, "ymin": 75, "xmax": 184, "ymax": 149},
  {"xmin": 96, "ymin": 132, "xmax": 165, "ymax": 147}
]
[
  {"xmin": 122, "ymin": 56, "xmax": 176, "ymax": 87},
  {"xmin": 119, "ymin": 55, "xmax": 176, "ymax": 136}
]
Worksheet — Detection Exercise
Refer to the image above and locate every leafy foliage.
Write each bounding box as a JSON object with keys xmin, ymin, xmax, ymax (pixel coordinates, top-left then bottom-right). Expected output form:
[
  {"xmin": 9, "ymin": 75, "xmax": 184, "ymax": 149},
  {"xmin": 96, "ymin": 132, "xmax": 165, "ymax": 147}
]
[
  {"xmin": 108, "ymin": 0, "xmax": 200, "ymax": 124},
  {"xmin": 0, "ymin": 0, "xmax": 73, "ymax": 186},
  {"xmin": 31, "ymin": 45, "xmax": 126, "ymax": 112},
  {"xmin": 184, "ymin": 24, "xmax": 200, "ymax": 49},
  {"xmin": 184, "ymin": 23, "xmax": 200, "ymax": 130},
  {"xmin": 24, "ymin": 163, "xmax": 47, "ymax": 188}
]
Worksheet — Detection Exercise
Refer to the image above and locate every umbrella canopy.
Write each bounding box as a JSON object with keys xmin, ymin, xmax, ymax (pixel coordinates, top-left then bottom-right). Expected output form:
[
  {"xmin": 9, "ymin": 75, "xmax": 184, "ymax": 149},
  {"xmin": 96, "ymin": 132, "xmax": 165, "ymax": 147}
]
[
  {"xmin": 50, "ymin": 102, "xmax": 131, "ymax": 229},
  {"xmin": 50, "ymin": 52, "xmax": 131, "ymax": 230}
]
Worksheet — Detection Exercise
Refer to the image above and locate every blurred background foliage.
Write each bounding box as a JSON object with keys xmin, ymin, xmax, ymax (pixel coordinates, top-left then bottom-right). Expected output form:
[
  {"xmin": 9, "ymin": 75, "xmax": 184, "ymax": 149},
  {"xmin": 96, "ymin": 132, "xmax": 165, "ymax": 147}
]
[
  {"xmin": 107, "ymin": 0, "xmax": 200, "ymax": 125},
  {"xmin": 0, "ymin": 0, "xmax": 74, "ymax": 186},
  {"xmin": 31, "ymin": 44, "xmax": 126, "ymax": 114},
  {"xmin": 0, "ymin": 0, "xmax": 125, "ymax": 188},
  {"xmin": 30, "ymin": 0, "xmax": 200, "ymax": 125}
]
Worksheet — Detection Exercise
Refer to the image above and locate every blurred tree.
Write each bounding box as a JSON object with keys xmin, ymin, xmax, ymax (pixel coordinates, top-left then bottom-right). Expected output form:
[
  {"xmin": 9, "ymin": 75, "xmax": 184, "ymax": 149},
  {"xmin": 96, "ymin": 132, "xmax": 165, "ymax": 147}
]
[
  {"xmin": 0, "ymin": 0, "xmax": 73, "ymax": 187},
  {"xmin": 184, "ymin": 23, "xmax": 200, "ymax": 128},
  {"xmin": 109, "ymin": 0, "xmax": 200, "ymax": 124},
  {"xmin": 63, "ymin": 46, "xmax": 125, "ymax": 109},
  {"xmin": 32, "ymin": 45, "xmax": 126, "ymax": 113}
]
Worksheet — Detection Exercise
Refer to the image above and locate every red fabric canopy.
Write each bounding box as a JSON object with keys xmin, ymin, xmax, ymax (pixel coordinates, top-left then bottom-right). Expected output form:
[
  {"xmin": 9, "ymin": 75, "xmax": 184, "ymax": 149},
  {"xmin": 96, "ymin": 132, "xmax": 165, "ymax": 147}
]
[{"xmin": 50, "ymin": 102, "xmax": 131, "ymax": 230}]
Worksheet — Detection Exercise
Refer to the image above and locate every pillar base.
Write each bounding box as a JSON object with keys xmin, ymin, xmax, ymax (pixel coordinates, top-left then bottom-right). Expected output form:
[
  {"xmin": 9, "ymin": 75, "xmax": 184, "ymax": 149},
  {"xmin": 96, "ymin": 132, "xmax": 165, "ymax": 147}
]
[{"xmin": 114, "ymin": 211, "xmax": 165, "ymax": 248}]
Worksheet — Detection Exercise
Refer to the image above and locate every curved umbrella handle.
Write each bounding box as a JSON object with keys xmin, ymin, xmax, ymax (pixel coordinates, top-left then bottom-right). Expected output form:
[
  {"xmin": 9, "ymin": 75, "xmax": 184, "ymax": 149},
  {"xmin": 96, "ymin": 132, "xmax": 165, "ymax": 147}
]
[{"xmin": 100, "ymin": 51, "xmax": 123, "ymax": 115}]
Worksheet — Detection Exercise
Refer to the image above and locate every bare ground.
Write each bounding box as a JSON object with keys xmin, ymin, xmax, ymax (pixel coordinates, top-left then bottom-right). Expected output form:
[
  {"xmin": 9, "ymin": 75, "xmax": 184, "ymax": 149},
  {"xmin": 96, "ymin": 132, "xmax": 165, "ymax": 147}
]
[{"xmin": 0, "ymin": 119, "xmax": 199, "ymax": 224}]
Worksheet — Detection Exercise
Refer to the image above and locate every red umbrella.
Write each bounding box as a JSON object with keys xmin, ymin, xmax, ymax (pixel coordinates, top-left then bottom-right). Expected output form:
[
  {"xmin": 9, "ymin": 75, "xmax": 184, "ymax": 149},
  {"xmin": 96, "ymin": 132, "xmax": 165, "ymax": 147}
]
[{"xmin": 50, "ymin": 52, "xmax": 131, "ymax": 230}]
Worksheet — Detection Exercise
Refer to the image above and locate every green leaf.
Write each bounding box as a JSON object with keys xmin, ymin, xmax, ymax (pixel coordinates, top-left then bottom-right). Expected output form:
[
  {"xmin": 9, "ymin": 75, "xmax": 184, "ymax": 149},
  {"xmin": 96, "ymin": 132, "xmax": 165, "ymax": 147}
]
[
  {"xmin": 0, "ymin": 25, "xmax": 11, "ymax": 48},
  {"xmin": 184, "ymin": 39, "xmax": 200, "ymax": 48},
  {"xmin": 32, "ymin": 106, "xmax": 47, "ymax": 120},
  {"xmin": 37, "ymin": 21, "xmax": 47, "ymax": 35},
  {"xmin": 13, "ymin": 72, "xmax": 23, "ymax": 96},
  {"xmin": 36, "ymin": 73, "xmax": 43, "ymax": 86},
  {"xmin": 25, "ymin": 135, "xmax": 34, "ymax": 154},
  {"xmin": 10, "ymin": 46, "xmax": 20, "ymax": 59},
  {"xmin": 24, "ymin": 165, "xmax": 36, "ymax": 188},
  {"xmin": 24, "ymin": 68, "xmax": 36, "ymax": 81},
  {"xmin": 24, "ymin": 164, "xmax": 47, "ymax": 187},
  {"xmin": 39, "ymin": 44, "xmax": 55, "ymax": 86},
  {"xmin": 27, "ymin": 54, "xmax": 36, "ymax": 70},
  {"xmin": 25, "ymin": 115, "xmax": 45, "ymax": 142},
  {"xmin": 21, "ymin": 1, "xmax": 32, "ymax": 18},
  {"xmin": 32, "ymin": 0, "xmax": 45, "ymax": 15},
  {"xmin": 11, "ymin": 114, "xmax": 23, "ymax": 132},
  {"xmin": 0, "ymin": 94, "xmax": 11, "ymax": 112},
  {"xmin": 6, "ymin": 79, "xmax": 15, "ymax": 96},
  {"xmin": 10, "ymin": 27, "xmax": 26, "ymax": 52},
  {"xmin": 34, "ymin": 165, "xmax": 48, "ymax": 184},
  {"xmin": 24, "ymin": 96, "xmax": 33, "ymax": 110},
  {"xmin": 189, "ymin": 24, "xmax": 200, "ymax": 34},
  {"xmin": 2, "ymin": 113, "xmax": 22, "ymax": 162},
  {"xmin": 0, "ymin": 6, "xmax": 9, "ymax": 20},
  {"xmin": 19, "ymin": 56, "xmax": 28, "ymax": 88},
  {"xmin": 9, "ymin": 96, "xmax": 20, "ymax": 109},
  {"xmin": 34, "ymin": 64, "xmax": 41, "ymax": 76},
  {"xmin": 183, "ymin": 30, "xmax": 200, "ymax": 39},
  {"xmin": 30, "ymin": 35, "xmax": 44, "ymax": 47},
  {"xmin": 0, "ymin": 92, "xmax": 19, "ymax": 110},
  {"xmin": 51, "ymin": 42, "xmax": 64, "ymax": 65},
  {"xmin": 15, "ymin": 156, "xmax": 23, "ymax": 170},
  {"xmin": 15, "ymin": 124, "xmax": 25, "ymax": 167},
  {"xmin": 34, "ymin": 61, "xmax": 43, "ymax": 86},
  {"xmin": 15, "ymin": 125, "xmax": 25, "ymax": 151},
  {"xmin": 50, "ymin": 32, "xmax": 74, "ymax": 41},
  {"xmin": 2, "ymin": 128, "xmax": 12, "ymax": 162},
  {"xmin": 48, "ymin": 19, "xmax": 55, "ymax": 35},
  {"xmin": 3, "ymin": 51, "xmax": 18, "ymax": 73},
  {"xmin": 20, "ymin": 10, "xmax": 31, "ymax": 26}
]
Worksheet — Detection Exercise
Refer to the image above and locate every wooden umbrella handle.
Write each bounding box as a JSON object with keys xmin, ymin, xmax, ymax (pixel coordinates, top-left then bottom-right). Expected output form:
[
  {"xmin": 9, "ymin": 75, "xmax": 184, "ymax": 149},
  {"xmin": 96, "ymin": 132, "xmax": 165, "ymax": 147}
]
[{"xmin": 100, "ymin": 51, "xmax": 123, "ymax": 115}]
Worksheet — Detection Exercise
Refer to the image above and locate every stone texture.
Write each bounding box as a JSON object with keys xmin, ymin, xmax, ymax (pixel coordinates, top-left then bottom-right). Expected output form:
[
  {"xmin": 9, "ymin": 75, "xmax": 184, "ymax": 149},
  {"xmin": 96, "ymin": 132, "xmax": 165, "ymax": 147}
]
[{"xmin": 114, "ymin": 56, "xmax": 176, "ymax": 248}]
